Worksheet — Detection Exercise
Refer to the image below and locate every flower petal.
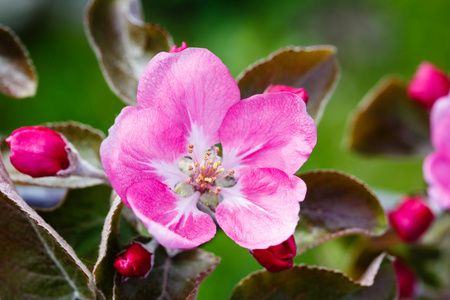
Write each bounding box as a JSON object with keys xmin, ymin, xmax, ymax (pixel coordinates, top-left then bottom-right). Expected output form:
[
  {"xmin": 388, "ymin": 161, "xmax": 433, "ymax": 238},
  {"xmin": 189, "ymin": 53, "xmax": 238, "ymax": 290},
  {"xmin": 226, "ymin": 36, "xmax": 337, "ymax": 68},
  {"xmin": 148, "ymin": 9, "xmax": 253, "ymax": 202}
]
[
  {"xmin": 430, "ymin": 92, "xmax": 450, "ymax": 151},
  {"xmin": 215, "ymin": 168, "xmax": 305, "ymax": 249},
  {"xmin": 126, "ymin": 179, "xmax": 216, "ymax": 249},
  {"xmin": 137, "ymin": 48, "xmax": 241, "ymax": 159},
  {"xmin": 100, "ymin": 106, "xmax": 187, "ymax": 206},
  {"xmin": 220, "ymin": 92, "xmax": 316, "ymax": 175},
  {"xmin": 424, "ymin": 150, "xmax": 450, "ymax": 209}
]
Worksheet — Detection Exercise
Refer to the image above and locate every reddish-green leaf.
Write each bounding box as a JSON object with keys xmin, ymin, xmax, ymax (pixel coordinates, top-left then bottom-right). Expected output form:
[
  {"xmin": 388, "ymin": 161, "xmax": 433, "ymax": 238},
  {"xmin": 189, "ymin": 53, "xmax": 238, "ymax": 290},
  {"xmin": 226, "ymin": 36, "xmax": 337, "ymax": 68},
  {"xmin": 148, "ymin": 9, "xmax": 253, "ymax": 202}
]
[
  {"xmin": 0, "ymin": 158, "xmax": 95, "ymax": 299},
  {"xmin": 295, "ymin": 170, "xmax": 387, "ymax": 255},
  {"xmin": 237, "ymin": 46, "xmax": 339, "ymax": 121},
  {"xmin": 230, "ymin": 253, "xmax": 397, "ymax": 300},
  {"xmin": 85, "ymin": 0, "xmax": 173, "ymax": 105},
  {"xmin": 348, "ymin": 76, "xmax": 431, "ymax": 157},
  {"xmin": 0, "ymin": 24, "xmax": 37, "ymax": 98},
  {"xmin": 1, "ymin": 121, "xmax": 106, "ymax": 189}
]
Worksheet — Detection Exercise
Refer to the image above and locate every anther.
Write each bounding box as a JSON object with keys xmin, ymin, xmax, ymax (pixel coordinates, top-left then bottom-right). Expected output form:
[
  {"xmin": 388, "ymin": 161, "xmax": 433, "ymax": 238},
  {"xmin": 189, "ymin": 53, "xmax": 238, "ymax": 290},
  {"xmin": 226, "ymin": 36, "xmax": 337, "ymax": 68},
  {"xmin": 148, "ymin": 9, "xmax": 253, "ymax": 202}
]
[
  {"xmin": 188, "ymin": 149, "xmax": 193, "ymax": 153},
  {"xmin": 209, "ymin": 160, "xmax": 213, "ymax": 165},
  {"xmin": 216, "ymin": 187, "xmax": 222, "ymax": 192},
  {"xmin": 215, "ymin": 147, "xmax": 220, "ymax": 154},
  {"xmin": 188, "ymin": 144, "xmax": 194, "ymax": 149},
  {"xmin": 188, "ymin": 165, "xmax": 193, "ymax": 171},
  {"xmin": 204, "ymin": 177, "xmax": 212, "ymax": 182},
  {"xmin": 203, "ymin": 156, "xmax": 208, "ymax": 161},
  {"xmin": 195, "ymin": 163, "xmax": 200, "ymax": 167},
  {"xmin": 216, "ymin": 168, "xmax": 225, "ymax": 174},
  {"xmin": 198, "ymin": 174, "xmax": 204, "ymax": 180},
  {"xmin": 201, "ymin": 183, "xmax": 207, "ymax": 188},
  {"xmin": 187, "ymin": 178, "xmax": 192, "ymax": 183},
  {"xmin": 228, "ymin": 169, "xmax": 235, "ymax": 175},
  {"xmin": 206, "ymin": 151, "xmax": 212, "ymax": 156}
]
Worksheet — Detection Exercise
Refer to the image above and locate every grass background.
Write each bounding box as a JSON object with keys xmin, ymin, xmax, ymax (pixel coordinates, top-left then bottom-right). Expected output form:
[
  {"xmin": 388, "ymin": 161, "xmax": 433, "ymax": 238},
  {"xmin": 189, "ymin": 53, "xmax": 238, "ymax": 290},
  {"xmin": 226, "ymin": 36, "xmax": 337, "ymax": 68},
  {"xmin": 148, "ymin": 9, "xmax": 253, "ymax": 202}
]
[{"xmin": 1, "ymin": 0, "xmax": 449, "ymax": 298}]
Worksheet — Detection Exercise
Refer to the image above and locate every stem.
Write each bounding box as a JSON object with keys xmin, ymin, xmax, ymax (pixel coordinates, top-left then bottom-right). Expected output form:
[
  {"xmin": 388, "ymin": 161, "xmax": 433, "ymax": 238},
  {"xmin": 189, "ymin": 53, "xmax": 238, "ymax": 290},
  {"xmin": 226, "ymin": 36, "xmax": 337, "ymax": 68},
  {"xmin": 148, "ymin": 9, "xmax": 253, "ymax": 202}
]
[{"xmin": 74, "ymin": 158, "xmax": 111, "ymax": 185}]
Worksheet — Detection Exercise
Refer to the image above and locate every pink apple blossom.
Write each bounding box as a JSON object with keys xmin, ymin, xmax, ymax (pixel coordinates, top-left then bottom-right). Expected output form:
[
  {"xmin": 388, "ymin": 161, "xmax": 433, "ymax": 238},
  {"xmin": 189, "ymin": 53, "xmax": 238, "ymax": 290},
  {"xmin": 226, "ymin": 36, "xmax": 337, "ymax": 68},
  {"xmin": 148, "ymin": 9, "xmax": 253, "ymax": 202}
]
[
  {"xmin": 388, "ymin": 196, "xmax": 434, "ymax": 242},
  {"xmin": 407, "ymin": 62, "xmax": 450, "ymax": 109},
  {"xmin": 423, "ymin": 92, "xmax": 450, "ymax": 209},
  {"xmin": 169, "ymin": 41, "xmax": 188, "ymax": 53},
  {"xmin": 6, "ymin": 126, "xmax": 71, "ymax": 177},
  {"xmin": 250, "ymin": 235, "xmax": 296, "ymax": 272},
  {"xmin": 266, "ymin": 85, "xmax": 309, "ymax": 104},
  {"xmin": 100, "ymin": 48, "xmax": 317, "ymax": 249},
  {"xmin": 114, "ymin": 242, "xmax": 152, "ymax": 279}
]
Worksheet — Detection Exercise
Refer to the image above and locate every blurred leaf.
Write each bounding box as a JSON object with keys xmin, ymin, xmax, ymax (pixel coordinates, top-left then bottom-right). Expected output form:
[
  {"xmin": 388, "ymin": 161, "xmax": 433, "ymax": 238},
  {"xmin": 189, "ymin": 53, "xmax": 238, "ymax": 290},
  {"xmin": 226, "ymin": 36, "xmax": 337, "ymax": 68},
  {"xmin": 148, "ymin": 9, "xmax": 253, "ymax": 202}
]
[
  {"xmin": 94, "ymin": 196, "xmax": 220, "ymax": 300},
  {"xmin": 0, "ymin": 158, "xmax": 95, "ymax": 299},
  {"xmin": 38, "ymin": 185, "xmax": 113, "ymax": 270},
  {"xmin": 348, "ymin": 76, "xmax": 431, "ymax": 157},
  {"xmin": 113, "ymin": 246, "xmax": 220, "ymax": 300},
  {"xmin": 295, "ymin": 170, "xmax": 387, "ymax": 255},
  {"xmin": 85, "ymin": 0, "xmax": 173, "ymax": 105},
  {"xmin": 1, "ymin": 121, "xmax": 106, "ymax": 189},
  {"xmin": 236, "ymin": 45, "xmax": 339, "ymax": 122},
  {"xmin": 0, "ymin": 24, "xmax": 37, "ymax": 98},
  {"xmin": 230, "ymin": 253, "xmax": 397, "ymax": 300}
]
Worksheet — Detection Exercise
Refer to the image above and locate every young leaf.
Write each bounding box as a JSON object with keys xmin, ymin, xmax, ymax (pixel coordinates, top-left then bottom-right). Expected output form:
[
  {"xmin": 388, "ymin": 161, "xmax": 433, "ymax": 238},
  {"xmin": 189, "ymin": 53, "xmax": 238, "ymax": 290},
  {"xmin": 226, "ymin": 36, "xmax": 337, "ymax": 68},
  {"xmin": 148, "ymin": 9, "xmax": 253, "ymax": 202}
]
[
  {"xmin": 38, "ymin": 185, "xmax": 113, "ymax": 270},
  {"xmin": 1, "ymin": 121, "xmax": 106, "ymax": 189},
  {"xmin": 0, "ymin": 158, "xmax": 95, "ymax": 299},
  {"xmin": 295, "ymin": 170, "xmax": 387, "ymax": 255},
  {"xmin": 0, "ymin": 24, "xmax": 37, "ymax": 98},
  {"xmin": 85, "ymin": 0, "xmax": 173, "ymax": 105},
  {"xmin": 236, "ymin": 45, "xmax": 339, "ymax": 122},
  {"xmin": 230, "ymin": 253, "xmax": 397, "ymax": 300},
  {"xmin": 348, "ymin": 76, "xmax": 431, "ymax": 157}
]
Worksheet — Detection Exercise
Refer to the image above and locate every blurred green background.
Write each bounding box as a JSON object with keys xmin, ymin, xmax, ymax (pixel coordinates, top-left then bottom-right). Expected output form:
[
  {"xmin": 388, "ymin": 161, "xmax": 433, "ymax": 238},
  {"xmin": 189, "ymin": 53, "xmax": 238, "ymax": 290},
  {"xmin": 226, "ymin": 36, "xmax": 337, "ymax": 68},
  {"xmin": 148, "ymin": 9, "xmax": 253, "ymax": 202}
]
[{"xmin": 1, "ymin": 0, "xmax": 449, "ymax": 298}]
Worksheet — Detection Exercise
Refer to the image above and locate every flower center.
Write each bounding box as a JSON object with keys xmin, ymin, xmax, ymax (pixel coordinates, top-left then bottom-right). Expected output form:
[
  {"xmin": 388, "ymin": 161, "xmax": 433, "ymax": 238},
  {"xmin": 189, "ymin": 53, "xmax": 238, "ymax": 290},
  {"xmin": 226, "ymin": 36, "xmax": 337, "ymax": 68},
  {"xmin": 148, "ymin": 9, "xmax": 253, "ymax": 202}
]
[{"xmin": 185, "ymin": 145, "xmax": 235, "ymax": 195}]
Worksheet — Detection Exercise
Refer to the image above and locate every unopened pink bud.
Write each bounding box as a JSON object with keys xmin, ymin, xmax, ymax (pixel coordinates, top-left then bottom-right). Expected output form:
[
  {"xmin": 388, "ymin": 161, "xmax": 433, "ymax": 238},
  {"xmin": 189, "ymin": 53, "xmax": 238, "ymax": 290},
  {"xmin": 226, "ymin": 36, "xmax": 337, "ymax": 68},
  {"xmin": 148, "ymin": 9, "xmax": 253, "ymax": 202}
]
[
  {"xmin": 407, "ymin": 62, "xmax": 450, "ymax": 109},
  {"xmin": 266, "ymin": 85, "xmax": 309, "ymax": 104},
  {"xmin": 113, "ymin": 242, "xmax": 152, "ymax": 279},
  {"xmin": 250, "ymin": 235, "xmax": 296, "ymax": 272},
  {"xmin": 6, "ymin": 126, "xmax": 70, "ymax": 178},
  {"xmin": 388, "ymin": 197, "xmax": 434, "ymax": 243},
  {"xmin": 169, "ymin": 41, "xmax": 188, "ymax": 53},
  {"xmin": 394, "ymin": 259, "xmax": 417, "ymax": 299}
]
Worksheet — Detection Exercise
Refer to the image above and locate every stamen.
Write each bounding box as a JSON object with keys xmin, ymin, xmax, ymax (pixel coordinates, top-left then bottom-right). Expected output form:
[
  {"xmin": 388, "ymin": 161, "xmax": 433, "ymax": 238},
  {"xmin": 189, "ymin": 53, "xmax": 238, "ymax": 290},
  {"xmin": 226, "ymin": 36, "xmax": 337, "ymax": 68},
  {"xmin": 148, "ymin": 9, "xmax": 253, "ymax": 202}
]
[
  {"xmin": 201, "ymin": 183, "xmax": 207, "ymax": 188},
  {"xmin": 204, "ymin": 177, "xmax": 212, "ymax": 182},
  {"xmin": 195, "ymin": 163, "xmax": 200, "ymax": 167},
  {"xmin": 188, "ymin": 149, "xmax": 193, "ymax": 153},
  {"xmin": 209, "ymin": 160, "xmax": 213, "ymax": 165},
  {"xmin": 228, "ymin": 169, "xmax": 235, "ymax": 175},
  {"xmin": 215, "ymin": 147, "xmax": 220, "ymax": 154},
  {"xmin": 188, "ymin": 165, "xmax": 193, "ymax": 171},
  {"xmin": 203, "ymin": 156, "xmax": 208, "ymax": 161},
  {"xmin": 206, "ymin": 151, "xmax": 212, "ymax": 156},
  {"xmin": 216, "ymin": 187, "xmax": 222, "ymax": 192},
  {"xmin": 216, "ymin": 168, "xmax": 225, "ymax": 175},
  {"xmin": 188, "ymin": 144, "xmax": 194, "ymax": 149},
  {"xmin": 187, "ymin": 178, "xmax": 192, "ymax": 183}
]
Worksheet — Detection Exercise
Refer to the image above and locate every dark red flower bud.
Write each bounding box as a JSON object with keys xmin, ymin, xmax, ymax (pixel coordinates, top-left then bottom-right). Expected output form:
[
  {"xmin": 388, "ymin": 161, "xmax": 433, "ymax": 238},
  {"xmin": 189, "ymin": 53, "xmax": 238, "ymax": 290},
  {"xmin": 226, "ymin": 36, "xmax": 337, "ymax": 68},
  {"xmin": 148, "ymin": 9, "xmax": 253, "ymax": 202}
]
[
  {"xmin": 6, "ymin": 126, "xmax": 71, "ymax": 178},
  {"xmin": 394, "ymin": 259, "xmax": 416, "ymax": 299},
  {"xmin": 388, "ymin": 197, "xmax": 434, "ymax": 243},
  {"xmin": 250, "ymin": 235, "xmax": 296, "ymax": 272},
  {"xmin": 407, "ymin": 62, "xmax": 450, "ymax": 109},
  {"xmin": 113, "ymin": 242, "xmax": 152, "ymax": 279},
  {"xmin": 169, "ymin": 41, "xmax": 188, "ymax": 53},
  {"xmin": 266, "ymin": 85, "xmax": 309, "ymax": 104}
]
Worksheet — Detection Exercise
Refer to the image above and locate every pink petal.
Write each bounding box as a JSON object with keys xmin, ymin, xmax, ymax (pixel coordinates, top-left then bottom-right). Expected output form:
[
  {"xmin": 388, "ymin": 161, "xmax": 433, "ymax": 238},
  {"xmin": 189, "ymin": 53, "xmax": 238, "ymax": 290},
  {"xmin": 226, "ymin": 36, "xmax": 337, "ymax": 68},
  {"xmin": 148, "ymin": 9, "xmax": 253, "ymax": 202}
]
[
  {"xmin": 137, "ymin": 48, "xmax": 241, "ymax": 159},
  {"xmin": 215, "ymin": 168, "xmax": 305, "ymax": 249},
  {"xmin": 100, "ymin": 106, "xmax": 188, "ymax": 206},
  {"xmin": 430, "ymin": 92, "xmax": 450, "ymax": 151},
  {"xmin": 126, "ymin": 179, "xmax": 216, "ymax": 249},
  {"xmin": 219, "ymin": 92, "xmax": 316, "ymax": 174},
  {"xmin": 424, "ymin": 150, "xmax": 450, "ymax": 209}
]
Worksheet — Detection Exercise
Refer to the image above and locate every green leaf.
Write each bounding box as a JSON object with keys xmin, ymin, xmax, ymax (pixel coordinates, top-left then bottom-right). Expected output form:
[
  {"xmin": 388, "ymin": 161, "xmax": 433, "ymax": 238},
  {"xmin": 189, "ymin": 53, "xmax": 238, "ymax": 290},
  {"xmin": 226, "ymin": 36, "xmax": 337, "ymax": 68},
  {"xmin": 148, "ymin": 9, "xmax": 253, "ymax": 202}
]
[
  {"xmin": 0, "ymin": 157, "xmax": 95, "ymax": 299},
  {"xmin": 0, "ymin": 24, "xmax": 37, "ymax": 98},
  {"xmin": 230, "ymin": 253, "xmax": 397, "ymax": 300},
  {"xmin": 93, "ymin": 196, "xmax": 221, "ymax": 299},
  {"xmin": 38, "ymin": 185, "xmax": 113, "ymax": 270},
  {"xmin": 236, "ymin": 45, "xmax": 339, "ymax": 122},
  {"xmin": 85, "ymin": 0, "xmax": 173, "ymax": 105},
  {"xmin": 348, "ymin": 76, "xmax": 431, "ymax": 157},
  {"xmin": 295, "ymin": 170, "xmax": 387, "ymax": 255},
  {"xmin": 1, "ymin": 121, "xmax": 106, "ymax": 189}
]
